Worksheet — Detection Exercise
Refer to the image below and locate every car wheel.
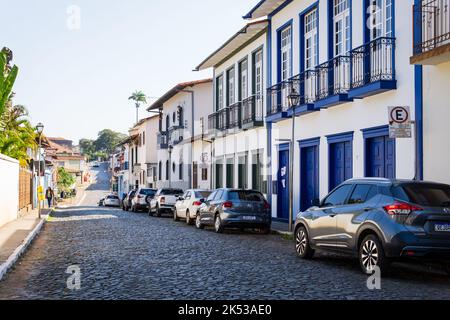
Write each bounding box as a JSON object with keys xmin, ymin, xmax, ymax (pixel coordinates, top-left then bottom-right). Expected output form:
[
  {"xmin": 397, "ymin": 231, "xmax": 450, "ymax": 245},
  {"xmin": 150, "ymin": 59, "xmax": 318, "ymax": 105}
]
[
  {"xmin": 214, "ymin": 214, "xmax": 224, "ymax": 234},
  {"xmin": 359, "ymin": 234, "xmax": 389, "ymax": 276},
  {"xmin": 195, "ymin": 214, "xmax": 204, "ymax": 230},
  {"xmin": 295, "ymin": 226, "xmax": 315, "ymax": 259},
  {"xmin": 186, "ymin": 210, "xmax": 193, "ymax": 225},
  {"xmin": 173, "ymin": 208, "xmax": 179, "ymax": 221}
]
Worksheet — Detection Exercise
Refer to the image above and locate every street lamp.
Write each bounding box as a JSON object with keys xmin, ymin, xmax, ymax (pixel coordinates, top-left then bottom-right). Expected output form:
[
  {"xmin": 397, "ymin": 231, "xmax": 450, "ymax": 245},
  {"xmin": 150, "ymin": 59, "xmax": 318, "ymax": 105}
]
[
  {"xmin": 35, "ymin": 122, "xmax": 44, "ymax": 219},
  {"xmin": 287, "ymin": 90, "xmax": 300, "ymax": 233}
]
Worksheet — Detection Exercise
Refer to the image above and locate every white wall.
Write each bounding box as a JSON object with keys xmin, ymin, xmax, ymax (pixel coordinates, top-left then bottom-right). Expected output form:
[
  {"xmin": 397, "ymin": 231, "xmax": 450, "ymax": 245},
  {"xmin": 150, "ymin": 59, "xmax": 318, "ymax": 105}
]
[
  {"xmin": 0, "ymin": 153, "xmax": 19, "ymax": 228},
  {"xmin": 423, "ymin": 60, "xmax": 450, "ymax": 185}
]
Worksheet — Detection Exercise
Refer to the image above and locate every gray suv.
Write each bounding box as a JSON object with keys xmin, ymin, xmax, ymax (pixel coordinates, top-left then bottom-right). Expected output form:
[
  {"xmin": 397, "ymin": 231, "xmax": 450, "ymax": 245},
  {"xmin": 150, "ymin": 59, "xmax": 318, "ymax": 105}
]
[{"xmin": 294, "ymin": 178, "xmax": 450, "ymax": 275}]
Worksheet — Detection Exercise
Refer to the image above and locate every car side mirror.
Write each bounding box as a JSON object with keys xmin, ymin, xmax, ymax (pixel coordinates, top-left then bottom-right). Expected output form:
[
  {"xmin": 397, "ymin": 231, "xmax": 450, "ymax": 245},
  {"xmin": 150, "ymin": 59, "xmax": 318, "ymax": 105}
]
[
  {"xmin": 178, "ymin": 196, "xmax": 184, "ymax": 201},
  {"xmin": 311, "ymin": 198, "xmax": 321, "ymax": 207}
]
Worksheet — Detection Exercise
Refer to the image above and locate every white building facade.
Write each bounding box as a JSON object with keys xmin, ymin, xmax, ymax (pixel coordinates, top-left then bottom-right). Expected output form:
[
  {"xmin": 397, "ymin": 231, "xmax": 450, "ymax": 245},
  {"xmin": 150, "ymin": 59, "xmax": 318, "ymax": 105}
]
[
  {"xmin": 147, "ymin": 80, "xmax": 213, "ymax": 190},
  {"xmin": 196, "ymin": 20, "xmax": 269, "ymax": 196},
  {"xmin": 237, "ymin": 0, "xmax": 446, "ymax": 222}
]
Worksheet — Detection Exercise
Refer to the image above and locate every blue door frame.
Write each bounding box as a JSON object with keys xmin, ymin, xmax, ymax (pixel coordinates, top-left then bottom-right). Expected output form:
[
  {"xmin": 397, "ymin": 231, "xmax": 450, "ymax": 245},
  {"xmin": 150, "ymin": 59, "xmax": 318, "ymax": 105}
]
[
  {"xmin": 327, "ymin": 132, "xmax": 354, "ymax": 191},
  {"xmin": 277, "ymin": 144, "xmax": 290, "ymax": 220},
  {"xmin": 299, "ymin": 138, "xmax": 320, "ymax": 212}
]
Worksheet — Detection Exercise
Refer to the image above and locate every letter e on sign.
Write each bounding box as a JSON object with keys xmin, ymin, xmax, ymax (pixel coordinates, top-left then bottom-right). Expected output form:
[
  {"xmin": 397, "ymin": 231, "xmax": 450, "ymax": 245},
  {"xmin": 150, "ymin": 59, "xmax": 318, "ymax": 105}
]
[{"xmin": 388, "ymin": 106, "xmax": 412, "ymax": 138}]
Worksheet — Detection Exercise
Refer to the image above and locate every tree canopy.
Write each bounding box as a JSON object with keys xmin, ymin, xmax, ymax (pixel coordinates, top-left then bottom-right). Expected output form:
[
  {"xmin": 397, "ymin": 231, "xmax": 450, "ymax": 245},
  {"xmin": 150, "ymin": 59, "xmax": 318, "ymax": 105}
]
[{"xmin": 79, "ymin": 129, "xmax": 126, "ymax": 161}]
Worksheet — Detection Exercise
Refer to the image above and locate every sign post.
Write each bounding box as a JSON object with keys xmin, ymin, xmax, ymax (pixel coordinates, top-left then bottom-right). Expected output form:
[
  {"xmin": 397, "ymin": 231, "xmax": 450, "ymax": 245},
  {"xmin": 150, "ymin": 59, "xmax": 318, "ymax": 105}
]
[{"xmin": 388, "ymin": 106, "xmax": 412, "ymax": 139}]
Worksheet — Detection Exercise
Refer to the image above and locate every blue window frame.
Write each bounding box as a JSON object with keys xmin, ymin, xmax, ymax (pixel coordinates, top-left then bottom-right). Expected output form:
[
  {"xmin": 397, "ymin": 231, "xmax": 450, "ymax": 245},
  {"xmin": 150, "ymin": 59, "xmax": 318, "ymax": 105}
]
[
  {"xmin": 328, "ymin": 0, "xmax": 352, "ymax": 59},
  {"xmin": 277, "ymin": 19, "xmax": 293, "ymax": 83},
  {"xmin": 362, "ymin": 126, "xmax": 396, "ymax": 179},
  {"xmin": 299, "ymin": 2, "xmax": 319, "ymax": 73},
  {"xmin": 299, "ymin": 137, "xmax": 320, "ymax": 212}
]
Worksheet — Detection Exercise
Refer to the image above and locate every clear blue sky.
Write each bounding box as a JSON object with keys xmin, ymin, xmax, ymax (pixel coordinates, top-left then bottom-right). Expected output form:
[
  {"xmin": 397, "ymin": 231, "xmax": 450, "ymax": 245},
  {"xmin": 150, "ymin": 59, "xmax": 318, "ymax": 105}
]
[{"xmin": 1, "ymin": 0, "xmax": 256, "ymax": 143}]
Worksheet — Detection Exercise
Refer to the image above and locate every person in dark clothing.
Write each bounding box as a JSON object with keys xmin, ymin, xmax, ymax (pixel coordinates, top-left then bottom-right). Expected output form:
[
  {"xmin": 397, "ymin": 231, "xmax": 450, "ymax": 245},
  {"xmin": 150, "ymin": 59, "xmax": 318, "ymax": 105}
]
[{"xmin": 45, "ymin": 187, "xmax": 55, "ymax": 208}]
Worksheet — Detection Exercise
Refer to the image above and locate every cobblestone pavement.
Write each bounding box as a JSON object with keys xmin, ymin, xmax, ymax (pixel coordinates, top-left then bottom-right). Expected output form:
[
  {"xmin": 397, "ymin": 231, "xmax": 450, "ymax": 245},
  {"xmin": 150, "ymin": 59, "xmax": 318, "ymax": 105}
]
[{"xmin": 0, "ymin": 164, "xmax": 450, "ymax": 300}]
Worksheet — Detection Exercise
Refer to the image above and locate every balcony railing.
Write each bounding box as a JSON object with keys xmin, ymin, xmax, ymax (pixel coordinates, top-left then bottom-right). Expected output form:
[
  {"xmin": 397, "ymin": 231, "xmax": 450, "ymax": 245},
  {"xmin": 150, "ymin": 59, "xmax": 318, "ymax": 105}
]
[
  {"xmin": 350, "ymin": 37, "xmax": 396, "ymax": 89},
  {"xmin": 217, "ymin": 107, "xmax": 229, "ymax": 131},
  {"xmin": 208, "ymin": 113, "xmax": 217, "ymax": 137},
  {"xmin": 157, "ymin": 132, "xmax": 168, "ymax": 149},
  {"xmin": 413, "ymin": 0, "xmax": 450, "ymax": 55},
  {"xmin": 290, "ymin": 70, "xmax": 318, "ymax": 106},
  {"xmin": 168, "ymin": 125, "xmax": 184, "ymax": 146},
  {"xmin": 228, "ymin": 102, "xmax": 241, "ymax": 130},
  {"xmin": 316, "ymin": 55, "xmax": 351, "ymax": 101},
  {"xmin": 267, "ymin": 80, "xmax": 294, "ymax": 116},
  {"xmin": 241, "ymin": 94, "xmax": 264, "ymax": 129}
]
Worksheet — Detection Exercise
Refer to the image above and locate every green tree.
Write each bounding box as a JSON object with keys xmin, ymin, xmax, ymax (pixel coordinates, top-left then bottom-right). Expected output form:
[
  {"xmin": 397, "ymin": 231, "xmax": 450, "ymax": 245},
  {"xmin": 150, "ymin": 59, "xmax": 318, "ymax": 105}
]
[
  {"xmin": 57, "ymin": 167, "xmax": 76, "ymax": 193},
  {"xmin": 94, "ymin": 129, "xmax": 126, "ymax": 154},
  {"xmin": 128, "ymin": 90, "xmax": 147, "ymax": 124},
  {"xmin": 79, "ymin": 138, "xmax": 95, "ymax": 161},
  {"xmin": 0, "ymin": 47, "xmax": 19, "ymax": 116},
  {"xmin": 0, "ymin": 104, "xmax": 37, "ymax": 164}
]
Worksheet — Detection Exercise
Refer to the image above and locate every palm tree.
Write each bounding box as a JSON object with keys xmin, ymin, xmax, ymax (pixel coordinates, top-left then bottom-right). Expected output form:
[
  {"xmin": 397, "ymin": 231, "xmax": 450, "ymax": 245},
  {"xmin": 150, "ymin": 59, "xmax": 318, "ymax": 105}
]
[
  {"xmin": 0, "ymin": 104, "xmax": 37, "ymax": 164},
  {"xmin": 0, "ymin": 47, "xmax": 19, "ymax": 117},
  {"xmin": 128, "ymin": 90, "xmax": 147, "ymax": 124}
]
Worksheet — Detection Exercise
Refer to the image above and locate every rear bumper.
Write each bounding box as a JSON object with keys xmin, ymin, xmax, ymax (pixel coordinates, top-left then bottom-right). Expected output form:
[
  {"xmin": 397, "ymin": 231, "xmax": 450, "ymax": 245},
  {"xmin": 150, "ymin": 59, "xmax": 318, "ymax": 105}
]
[
  {"xmin": 135, "ymin": 203, "xmax": 149, "ymax": 210},
  {"xmin": 158, "ymin": 205, "xmax": 175, "ymax": 213},
  {"xmin": 221, "ymin": 214, "xmax": 271, "ymax": 229},
  {"xmin": 385, "ymin": 231, "xmax": 450, "ymax": 261}
]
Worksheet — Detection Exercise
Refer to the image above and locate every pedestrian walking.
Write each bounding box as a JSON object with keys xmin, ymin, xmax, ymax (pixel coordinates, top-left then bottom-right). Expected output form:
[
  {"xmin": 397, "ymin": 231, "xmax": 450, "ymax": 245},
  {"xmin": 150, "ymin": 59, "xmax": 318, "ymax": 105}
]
[{"xmin": 45, "ymin": 187, "xmax": 55, "ymax": 208}]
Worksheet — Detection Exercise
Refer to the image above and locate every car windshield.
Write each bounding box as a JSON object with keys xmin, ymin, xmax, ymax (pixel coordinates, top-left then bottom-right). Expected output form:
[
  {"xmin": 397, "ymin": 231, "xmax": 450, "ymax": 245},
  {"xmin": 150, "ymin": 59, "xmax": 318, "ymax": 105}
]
[
  {"xmin": 392, "ymin": 183, "xmax": 450, "ymax": 207},
  {"xmin": 140, "ymin": 189, "xmax": 156, "ymax": 196},
  {"xmin": 228, "ymin": 191, "xmax": 265, "ymax": 202},
  {"xmin": 160, "ymin": 189, "xmax": 184, "ymax": 195},
  {"xmin": 195, "ymin": 191, "xmax": 212, "ymax": 198}
]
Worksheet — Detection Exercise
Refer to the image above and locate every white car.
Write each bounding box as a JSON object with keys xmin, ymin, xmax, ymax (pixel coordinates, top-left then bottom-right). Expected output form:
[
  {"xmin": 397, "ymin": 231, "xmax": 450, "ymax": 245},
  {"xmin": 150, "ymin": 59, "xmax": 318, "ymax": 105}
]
[
  {"xmin": 174, "ymin": 189, "xmax": 212, "ymax": 225},
  {"xmin": 104, "ymin": 194, "xmax": 120, "ymax": 207},
  {"xmin": 149, "ymin": 188, "xmax": 184, "ymax": 217},
  {"xmin": 131, "ymin": 188, "xmax": 157, "ymax": 212}
]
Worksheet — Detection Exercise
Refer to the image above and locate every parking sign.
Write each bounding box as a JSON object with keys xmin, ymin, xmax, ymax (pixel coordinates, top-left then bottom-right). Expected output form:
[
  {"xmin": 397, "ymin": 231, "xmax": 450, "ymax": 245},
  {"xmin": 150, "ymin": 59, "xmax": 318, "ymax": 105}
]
[{"xmin": 388, "ymin": 106, "xmax": 412, "ymax": 138}]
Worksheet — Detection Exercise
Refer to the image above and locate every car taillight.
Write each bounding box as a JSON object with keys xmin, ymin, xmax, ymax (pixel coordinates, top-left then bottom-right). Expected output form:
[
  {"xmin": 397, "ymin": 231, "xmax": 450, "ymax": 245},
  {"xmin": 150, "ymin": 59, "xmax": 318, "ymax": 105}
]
[
  {"xmin": 383, "ymin": 201, "xmax": 423, "ymax": 216},
  {"xmin": 160, "ymin": 197, "xmax": 165, "ymax": 204},
  {"xmin": 263, "ymin": 201, "xmax": 270, "ymax": 210},
  {"xmin": 193, "ymin": 201, "xmax": 202, "ymax": 206},
  {"xmin": 137, "ymin": 195, "xmax": 144, "ymax": 199},
  {"xmin": 223, "ymin": 201, "xmax": 233, "ymax": 208}
]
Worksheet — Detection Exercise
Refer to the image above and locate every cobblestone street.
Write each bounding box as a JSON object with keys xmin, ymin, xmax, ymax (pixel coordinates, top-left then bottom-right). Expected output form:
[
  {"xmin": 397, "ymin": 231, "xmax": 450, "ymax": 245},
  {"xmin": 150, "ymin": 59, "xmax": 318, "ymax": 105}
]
[{"xmin": 0, "ymin": 167, "xmax": 450, "ymax": 300}]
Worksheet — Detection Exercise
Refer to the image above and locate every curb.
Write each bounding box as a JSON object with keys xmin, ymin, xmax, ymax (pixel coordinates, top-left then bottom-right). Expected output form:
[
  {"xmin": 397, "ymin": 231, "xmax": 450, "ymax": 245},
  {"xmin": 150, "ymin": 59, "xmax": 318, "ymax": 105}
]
[
  {"xmin": 271, "ymin": 229, "xmax": 294, "ymax": 237},
  {"xmin": 0, "ymin": 209, "xmax": 53, "ymax": 281}
]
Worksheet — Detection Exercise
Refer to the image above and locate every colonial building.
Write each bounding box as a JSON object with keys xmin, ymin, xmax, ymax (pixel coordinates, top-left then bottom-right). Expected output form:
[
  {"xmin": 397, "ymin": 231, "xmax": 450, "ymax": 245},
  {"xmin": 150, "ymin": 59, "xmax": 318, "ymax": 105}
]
[
  {"xmin": 196, "ymin": 20, "xmax": 269, "ymax": 195},
  {"xmin": 147, "ymin": 79, "xmax": 213, "ymax": 190}
]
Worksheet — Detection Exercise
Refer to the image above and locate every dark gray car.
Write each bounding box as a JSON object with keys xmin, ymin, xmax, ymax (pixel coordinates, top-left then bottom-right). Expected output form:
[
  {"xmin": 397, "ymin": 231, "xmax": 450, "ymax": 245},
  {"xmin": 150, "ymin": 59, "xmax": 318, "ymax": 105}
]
[
  {"xmin": 294, "ymin": 178, "xmax": 450, "ymax": 275},
  {"xmin": 196, "ymin": 189, "xmax": 271, "ymax": 234}
]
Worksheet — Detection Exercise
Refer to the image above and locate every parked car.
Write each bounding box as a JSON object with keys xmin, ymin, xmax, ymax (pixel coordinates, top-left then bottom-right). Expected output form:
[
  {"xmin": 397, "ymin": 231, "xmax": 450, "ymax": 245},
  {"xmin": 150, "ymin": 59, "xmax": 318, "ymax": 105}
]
[
  {"xmin": 148, "ymin": 188, "xmax": 184, "ymax": 217},
  {"xmin": 92, "ymin": 161, "xmax": 99, "ymax": 168},
  {"xmin": 174, "ymin": 189, "xmax": 212, "ymax": 224},
  {"xmin": 122, "ymin": 190, "xmax": 137, "ymax": 211},
  {"xmin": 196, "ymin": 189, "xmax": 271, "ymax": 234},
  {"xmin": 131, "ymin": 188, "xmax": 157, "ymax": 212},
  {"xmin": 104, "ymin": 194, "xmax": 120, "ymax": 207},
  {"xmin": 294, "ymin": 178, "xmax": 450, "ymax": 276}
]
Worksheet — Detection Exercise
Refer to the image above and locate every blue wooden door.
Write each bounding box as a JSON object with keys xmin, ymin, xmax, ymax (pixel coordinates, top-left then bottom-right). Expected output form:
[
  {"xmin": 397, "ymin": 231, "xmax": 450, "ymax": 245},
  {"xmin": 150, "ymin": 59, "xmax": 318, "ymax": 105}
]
[
  {"xmin": 329, "ymin": 141, "xmax": 352, "ymax": 190},
  {"xmin": 301, "ymin": 146, "xmax": 319, "ymax": 212},
  {"xmin": 277, "ymin": 150, "xmax": 289, "ymax": 219},
  {"xmin": 367, "ymin": 136, "xmax": 395, "ymax": 178}
]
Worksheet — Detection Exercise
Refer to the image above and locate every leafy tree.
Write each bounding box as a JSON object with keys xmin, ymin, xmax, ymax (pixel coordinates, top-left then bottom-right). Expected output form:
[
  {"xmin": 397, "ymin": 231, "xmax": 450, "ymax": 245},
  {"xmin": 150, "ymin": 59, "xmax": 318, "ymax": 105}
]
[
  {"xmin": 94, "ymin": 129, "xmax": 127, "ymax": 154},
  {"xmin": 0, "ymin": 104, "xmax": 37, "ymax": 164},
  {"xmin": 79, "ymin": 138, "xmax": 95, "ymax": 161},
  {"xmin": 128, "ymin": 90, "xmax": 147, "ymax": 123},
  {"xmin": 57, "ymin": 167, "xmax": 76, "ymax": 192},
  {"xmin": 0, "ymin": 47, "xmax": 19, "ymax": 116}
]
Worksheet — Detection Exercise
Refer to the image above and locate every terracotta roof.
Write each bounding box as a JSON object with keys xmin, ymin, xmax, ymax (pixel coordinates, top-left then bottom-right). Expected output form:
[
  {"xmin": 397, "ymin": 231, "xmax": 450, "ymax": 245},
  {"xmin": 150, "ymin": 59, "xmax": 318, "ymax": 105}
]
[{"xmin": 147, "ymin": 78, "xmax": 212, "ymax": 111}]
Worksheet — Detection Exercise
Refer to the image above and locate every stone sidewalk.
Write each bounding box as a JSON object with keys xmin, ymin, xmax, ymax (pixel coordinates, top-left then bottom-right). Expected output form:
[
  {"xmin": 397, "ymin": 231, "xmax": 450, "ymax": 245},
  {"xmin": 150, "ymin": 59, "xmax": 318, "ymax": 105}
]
[{"xmin": 0, "ymin": 208, "xmax": 52, "ymax": 281}]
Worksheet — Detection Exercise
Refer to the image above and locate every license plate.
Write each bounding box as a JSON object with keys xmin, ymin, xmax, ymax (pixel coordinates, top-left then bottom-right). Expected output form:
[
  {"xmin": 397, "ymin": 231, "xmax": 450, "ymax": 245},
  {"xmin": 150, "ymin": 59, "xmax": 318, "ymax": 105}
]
[
  {"xmin": 243, "ymin": 216, "xmax": 257, "ymax": 221},
  {"xmin": 435, "ymin": 223, "xmax": 450, "ymax": 232}
]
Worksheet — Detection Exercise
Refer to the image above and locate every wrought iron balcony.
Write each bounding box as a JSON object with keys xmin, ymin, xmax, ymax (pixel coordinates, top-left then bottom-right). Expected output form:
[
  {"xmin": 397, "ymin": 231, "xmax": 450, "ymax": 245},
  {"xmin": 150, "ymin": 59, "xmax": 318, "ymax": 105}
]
[
  {"xmin": 168, "ymin": 125, "xmax": 184, "ymax": 146},
  {"xmin": 348, "ymin": 37, "xmax": 397, "ymax": 98},
  {"xmin": 316, "ymin": 55, "xmax": 351, "ymax": 104},
  {"xmin": 228, "ymin": 102, "xmax": 241, "ymax": 131},
  {"xmin": 267, "ymin": 80, "xmax": 293, "ymax": 117},
  {"xmin": 207, "ymin": 108, "xmax": 229, "ymax": 138},
  {"xmin": 241, "ymin": 94, "xmax": 264, "ymax": 129},
  {"xmin": 217, "ymin": 107, "xmax": 229, "ymax": 131},
  {"xmin": 412, "ymin": 0, "xmax": 450, "ymax": 64},
  {"xmin": 157, "ymin": 132, "xmax": 168, "ymax": 149}
]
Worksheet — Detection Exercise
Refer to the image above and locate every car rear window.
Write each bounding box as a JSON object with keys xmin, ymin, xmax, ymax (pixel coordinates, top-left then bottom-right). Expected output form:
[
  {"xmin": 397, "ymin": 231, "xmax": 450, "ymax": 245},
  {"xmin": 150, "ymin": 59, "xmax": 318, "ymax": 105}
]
[
  {"xmin": 228, "ymin": 191, "xmax": 265, "ymax": 202},
  {"xmin": 107, "ymin": 195, "xmax": 119, "ymax": 199},
  {"xmin": 195, "ymin": 191, "xmax": 211, "ymax": 198},
  {"xmin": 392, "ymin": 183, "xmax": 450, "ymax": 207},
  {"xmin": 160, "ymin": 189, "xmax": 184, "ymax": 195},
  {"xmin": 140, "ymin": 189, "xmax": 156, "ymax": 196}
]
